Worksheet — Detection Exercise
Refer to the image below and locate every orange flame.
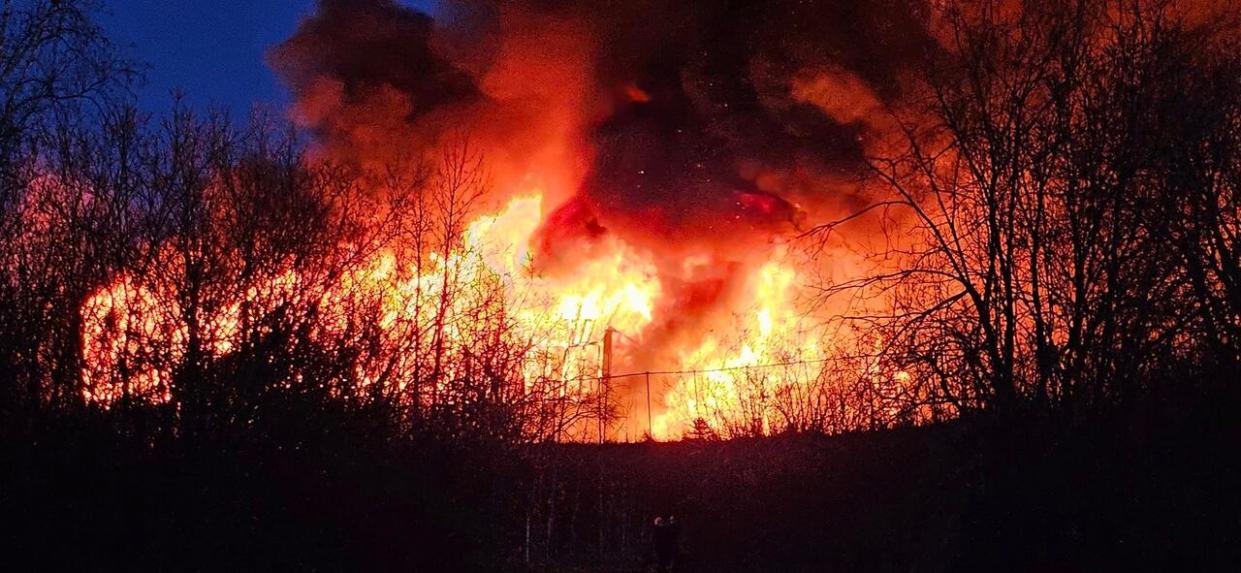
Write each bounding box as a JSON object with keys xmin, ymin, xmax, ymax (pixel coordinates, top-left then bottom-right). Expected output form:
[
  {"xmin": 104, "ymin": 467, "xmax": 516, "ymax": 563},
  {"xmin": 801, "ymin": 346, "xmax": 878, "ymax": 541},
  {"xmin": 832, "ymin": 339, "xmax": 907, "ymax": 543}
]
[{"xmin": 80, "ymin": 179, "xmax": 915, "ymax": 439}]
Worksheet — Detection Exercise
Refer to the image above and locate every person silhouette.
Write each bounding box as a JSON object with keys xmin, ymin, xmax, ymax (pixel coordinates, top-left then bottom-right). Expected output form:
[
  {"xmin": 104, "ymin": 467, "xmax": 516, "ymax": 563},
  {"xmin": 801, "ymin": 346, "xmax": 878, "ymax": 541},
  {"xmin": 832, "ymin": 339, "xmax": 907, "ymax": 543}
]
[
  {"xmin": 653, "ymin": 514, "xmax": 678, "ymax": 571},
  {"xmin": 653, "ymin": 516, "xmax": 670, "ymax": 570}
]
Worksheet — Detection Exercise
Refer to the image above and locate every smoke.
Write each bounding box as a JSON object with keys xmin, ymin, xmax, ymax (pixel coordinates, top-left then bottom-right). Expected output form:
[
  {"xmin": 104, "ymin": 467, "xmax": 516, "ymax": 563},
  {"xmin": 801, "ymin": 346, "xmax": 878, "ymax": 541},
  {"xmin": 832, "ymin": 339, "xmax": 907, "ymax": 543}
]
[
  {"xmin": 271, "ymin": 0, "xmax": 935, "ymax": 361},
  {"xmin": 270, "ymin": 0, "xmax": 477, "ymax": 167}
]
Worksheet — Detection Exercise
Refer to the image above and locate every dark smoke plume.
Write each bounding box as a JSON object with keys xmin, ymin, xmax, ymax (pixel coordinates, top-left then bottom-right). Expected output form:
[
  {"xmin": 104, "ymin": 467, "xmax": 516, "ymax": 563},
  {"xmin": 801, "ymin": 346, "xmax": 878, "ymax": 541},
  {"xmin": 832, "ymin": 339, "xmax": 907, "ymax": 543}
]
[
  {"xmin": 271, "ymin": 0, "xmax": 935, "ymax": 354},
  {"xmin": 272, "ymin": 0, "xmax": 932, "ymax": 238}
]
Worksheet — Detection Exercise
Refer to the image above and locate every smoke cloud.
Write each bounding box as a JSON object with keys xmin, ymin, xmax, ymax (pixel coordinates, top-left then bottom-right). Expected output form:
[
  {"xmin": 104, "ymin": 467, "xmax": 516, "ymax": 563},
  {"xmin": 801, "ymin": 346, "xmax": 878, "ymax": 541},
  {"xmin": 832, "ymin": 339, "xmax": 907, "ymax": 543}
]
[{"xmin": 271, "ymin": 0, "xmax": 935, "ymax": 360}]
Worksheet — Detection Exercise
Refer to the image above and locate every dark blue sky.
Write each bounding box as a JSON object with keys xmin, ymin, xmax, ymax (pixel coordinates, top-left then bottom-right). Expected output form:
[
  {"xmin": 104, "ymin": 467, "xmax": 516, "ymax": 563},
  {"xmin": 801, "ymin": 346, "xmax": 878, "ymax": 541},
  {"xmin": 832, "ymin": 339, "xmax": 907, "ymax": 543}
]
[{"xmin": 102, "ymin": 1, "xmax": 439, "ymax": 117}]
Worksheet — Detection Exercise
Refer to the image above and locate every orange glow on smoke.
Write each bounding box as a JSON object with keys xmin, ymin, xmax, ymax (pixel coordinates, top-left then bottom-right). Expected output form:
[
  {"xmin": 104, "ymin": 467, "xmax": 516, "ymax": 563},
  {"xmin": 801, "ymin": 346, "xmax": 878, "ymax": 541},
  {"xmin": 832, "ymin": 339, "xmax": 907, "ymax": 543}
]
[
  {"xmin": 79, "ymin": 180, "xmax": 879, "ymax": 439},
  {"xmin": 77, "ymin": 0, "xmax": 934, "ymax": 439}
]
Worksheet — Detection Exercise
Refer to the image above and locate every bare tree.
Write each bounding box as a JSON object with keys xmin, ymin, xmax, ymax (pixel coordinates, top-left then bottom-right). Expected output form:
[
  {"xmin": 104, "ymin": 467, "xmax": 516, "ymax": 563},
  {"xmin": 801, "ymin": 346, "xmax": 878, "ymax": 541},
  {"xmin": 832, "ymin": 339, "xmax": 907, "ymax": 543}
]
[
  {"xmin": 817, "ymin": 0, "xmax": 1241, "ymax": 418},
  {"xmin": 0, "ymin": 0, "xmax": 134, "ymax": 427}
]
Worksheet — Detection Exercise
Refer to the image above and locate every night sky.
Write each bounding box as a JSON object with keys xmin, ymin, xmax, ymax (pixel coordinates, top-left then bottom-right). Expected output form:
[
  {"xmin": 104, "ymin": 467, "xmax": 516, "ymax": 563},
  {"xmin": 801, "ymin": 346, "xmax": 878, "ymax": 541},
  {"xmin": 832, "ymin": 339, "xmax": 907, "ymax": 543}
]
[{"xmin": 102, "ymin": 1, "xmax": 439, "ymax": 117}]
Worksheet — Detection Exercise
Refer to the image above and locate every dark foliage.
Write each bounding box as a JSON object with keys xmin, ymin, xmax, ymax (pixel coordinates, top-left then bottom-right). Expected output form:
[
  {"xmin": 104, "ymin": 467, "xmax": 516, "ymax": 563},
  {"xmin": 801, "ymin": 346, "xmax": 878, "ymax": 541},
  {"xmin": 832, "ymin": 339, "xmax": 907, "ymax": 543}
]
[{"xmin": 5, "ymin": 391, "xmax": 1239, "ymax": 571}]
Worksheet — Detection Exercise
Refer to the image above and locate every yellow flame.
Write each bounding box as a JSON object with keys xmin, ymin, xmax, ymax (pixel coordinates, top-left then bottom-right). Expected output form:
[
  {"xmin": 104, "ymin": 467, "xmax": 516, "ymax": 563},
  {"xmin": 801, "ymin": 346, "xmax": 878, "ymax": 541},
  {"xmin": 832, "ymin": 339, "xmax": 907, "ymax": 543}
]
[{"xmin": 80, "ymin": 185, "xmax": 916, "ymax": 439}]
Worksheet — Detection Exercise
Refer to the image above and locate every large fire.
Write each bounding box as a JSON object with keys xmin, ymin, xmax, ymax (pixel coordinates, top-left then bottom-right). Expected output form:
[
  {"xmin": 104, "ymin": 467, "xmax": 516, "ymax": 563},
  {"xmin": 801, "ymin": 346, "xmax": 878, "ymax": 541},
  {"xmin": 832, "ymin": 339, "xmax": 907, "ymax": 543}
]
[
  {"xmin": 79, "ymin": 180, "xmax": 862, "ymax": 439},
  {"xmin": 77, "ymin": 0, "xmax": 937, "ymax": 440}
]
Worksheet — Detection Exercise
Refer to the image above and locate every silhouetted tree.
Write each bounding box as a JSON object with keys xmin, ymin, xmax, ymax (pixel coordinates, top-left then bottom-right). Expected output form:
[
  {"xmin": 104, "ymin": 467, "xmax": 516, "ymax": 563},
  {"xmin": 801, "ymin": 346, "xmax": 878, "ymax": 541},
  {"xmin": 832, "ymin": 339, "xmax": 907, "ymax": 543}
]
[{"xmin": 825, "ymin": 0, "xmax": 1241, "ymax": 418}]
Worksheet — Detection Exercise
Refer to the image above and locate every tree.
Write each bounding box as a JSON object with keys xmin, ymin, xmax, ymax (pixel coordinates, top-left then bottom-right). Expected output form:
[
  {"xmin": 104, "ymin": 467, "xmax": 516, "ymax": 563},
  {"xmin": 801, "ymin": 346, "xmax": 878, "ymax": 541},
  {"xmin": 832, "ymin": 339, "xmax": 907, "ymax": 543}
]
[
  {"xmin": 0, "ymin": 0, "xmax": 134, "ymax": 427},
  {"xmin": 820, "ymin": 0, "xmax": 1241, "ymax": 418}
]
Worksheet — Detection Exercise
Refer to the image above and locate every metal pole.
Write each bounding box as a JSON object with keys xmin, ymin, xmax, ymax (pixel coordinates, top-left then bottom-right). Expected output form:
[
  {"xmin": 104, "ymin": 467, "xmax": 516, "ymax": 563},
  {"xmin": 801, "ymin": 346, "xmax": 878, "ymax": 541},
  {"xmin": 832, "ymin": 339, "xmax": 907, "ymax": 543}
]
[
  {"xmin": 600, "ymin": 328, "xmax": 614, "ymax": 444},
  {"xmin": 645, "ymin": 371, "xmax": 652, "ymax": 439}
]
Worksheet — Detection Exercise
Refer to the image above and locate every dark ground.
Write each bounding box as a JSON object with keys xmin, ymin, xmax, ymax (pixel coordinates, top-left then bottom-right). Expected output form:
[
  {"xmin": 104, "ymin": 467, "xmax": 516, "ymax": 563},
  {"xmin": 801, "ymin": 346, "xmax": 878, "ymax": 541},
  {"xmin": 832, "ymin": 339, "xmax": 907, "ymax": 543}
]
[{"xmin": 3, "ymin": 402, "xmax": 1239, "ymax": 572}]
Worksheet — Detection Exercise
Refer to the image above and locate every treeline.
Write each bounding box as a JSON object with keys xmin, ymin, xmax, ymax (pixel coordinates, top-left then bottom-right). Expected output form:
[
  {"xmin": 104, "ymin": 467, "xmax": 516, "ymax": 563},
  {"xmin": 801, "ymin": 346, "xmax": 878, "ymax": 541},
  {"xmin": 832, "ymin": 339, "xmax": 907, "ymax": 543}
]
[
  {"xmin": 820, "ymin": 0, "xmax": 1241, "ymax": 421},
  {"xmin": 0, "ymin": 3, "xmax": 569, "ymax": 568},
  {"xmin": 0, "ymin": 3, "xmax": 613, "ymax": 447},
  {"xmin": 2, "ymin": 0, "xmax": 1240, "ymax": 446}
]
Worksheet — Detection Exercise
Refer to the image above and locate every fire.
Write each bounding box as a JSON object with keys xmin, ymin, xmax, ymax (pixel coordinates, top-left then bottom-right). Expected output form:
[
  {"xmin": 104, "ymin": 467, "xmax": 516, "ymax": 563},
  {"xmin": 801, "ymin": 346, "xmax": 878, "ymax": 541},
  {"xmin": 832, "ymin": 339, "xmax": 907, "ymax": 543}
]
[
  {"xmin": 81, "ymin": 275, "xmax": 171, "ymax": 403},
  {"xmin": 79, "ymin": 178, "xmax": 860, "ymax": 439},
  {"xmin": 653, "ymin": 254, "xmax": 825, "ymax": 438},
  {"xmin": 108, "ymin": 0, "xmax": 938, "ymax": 440}
]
